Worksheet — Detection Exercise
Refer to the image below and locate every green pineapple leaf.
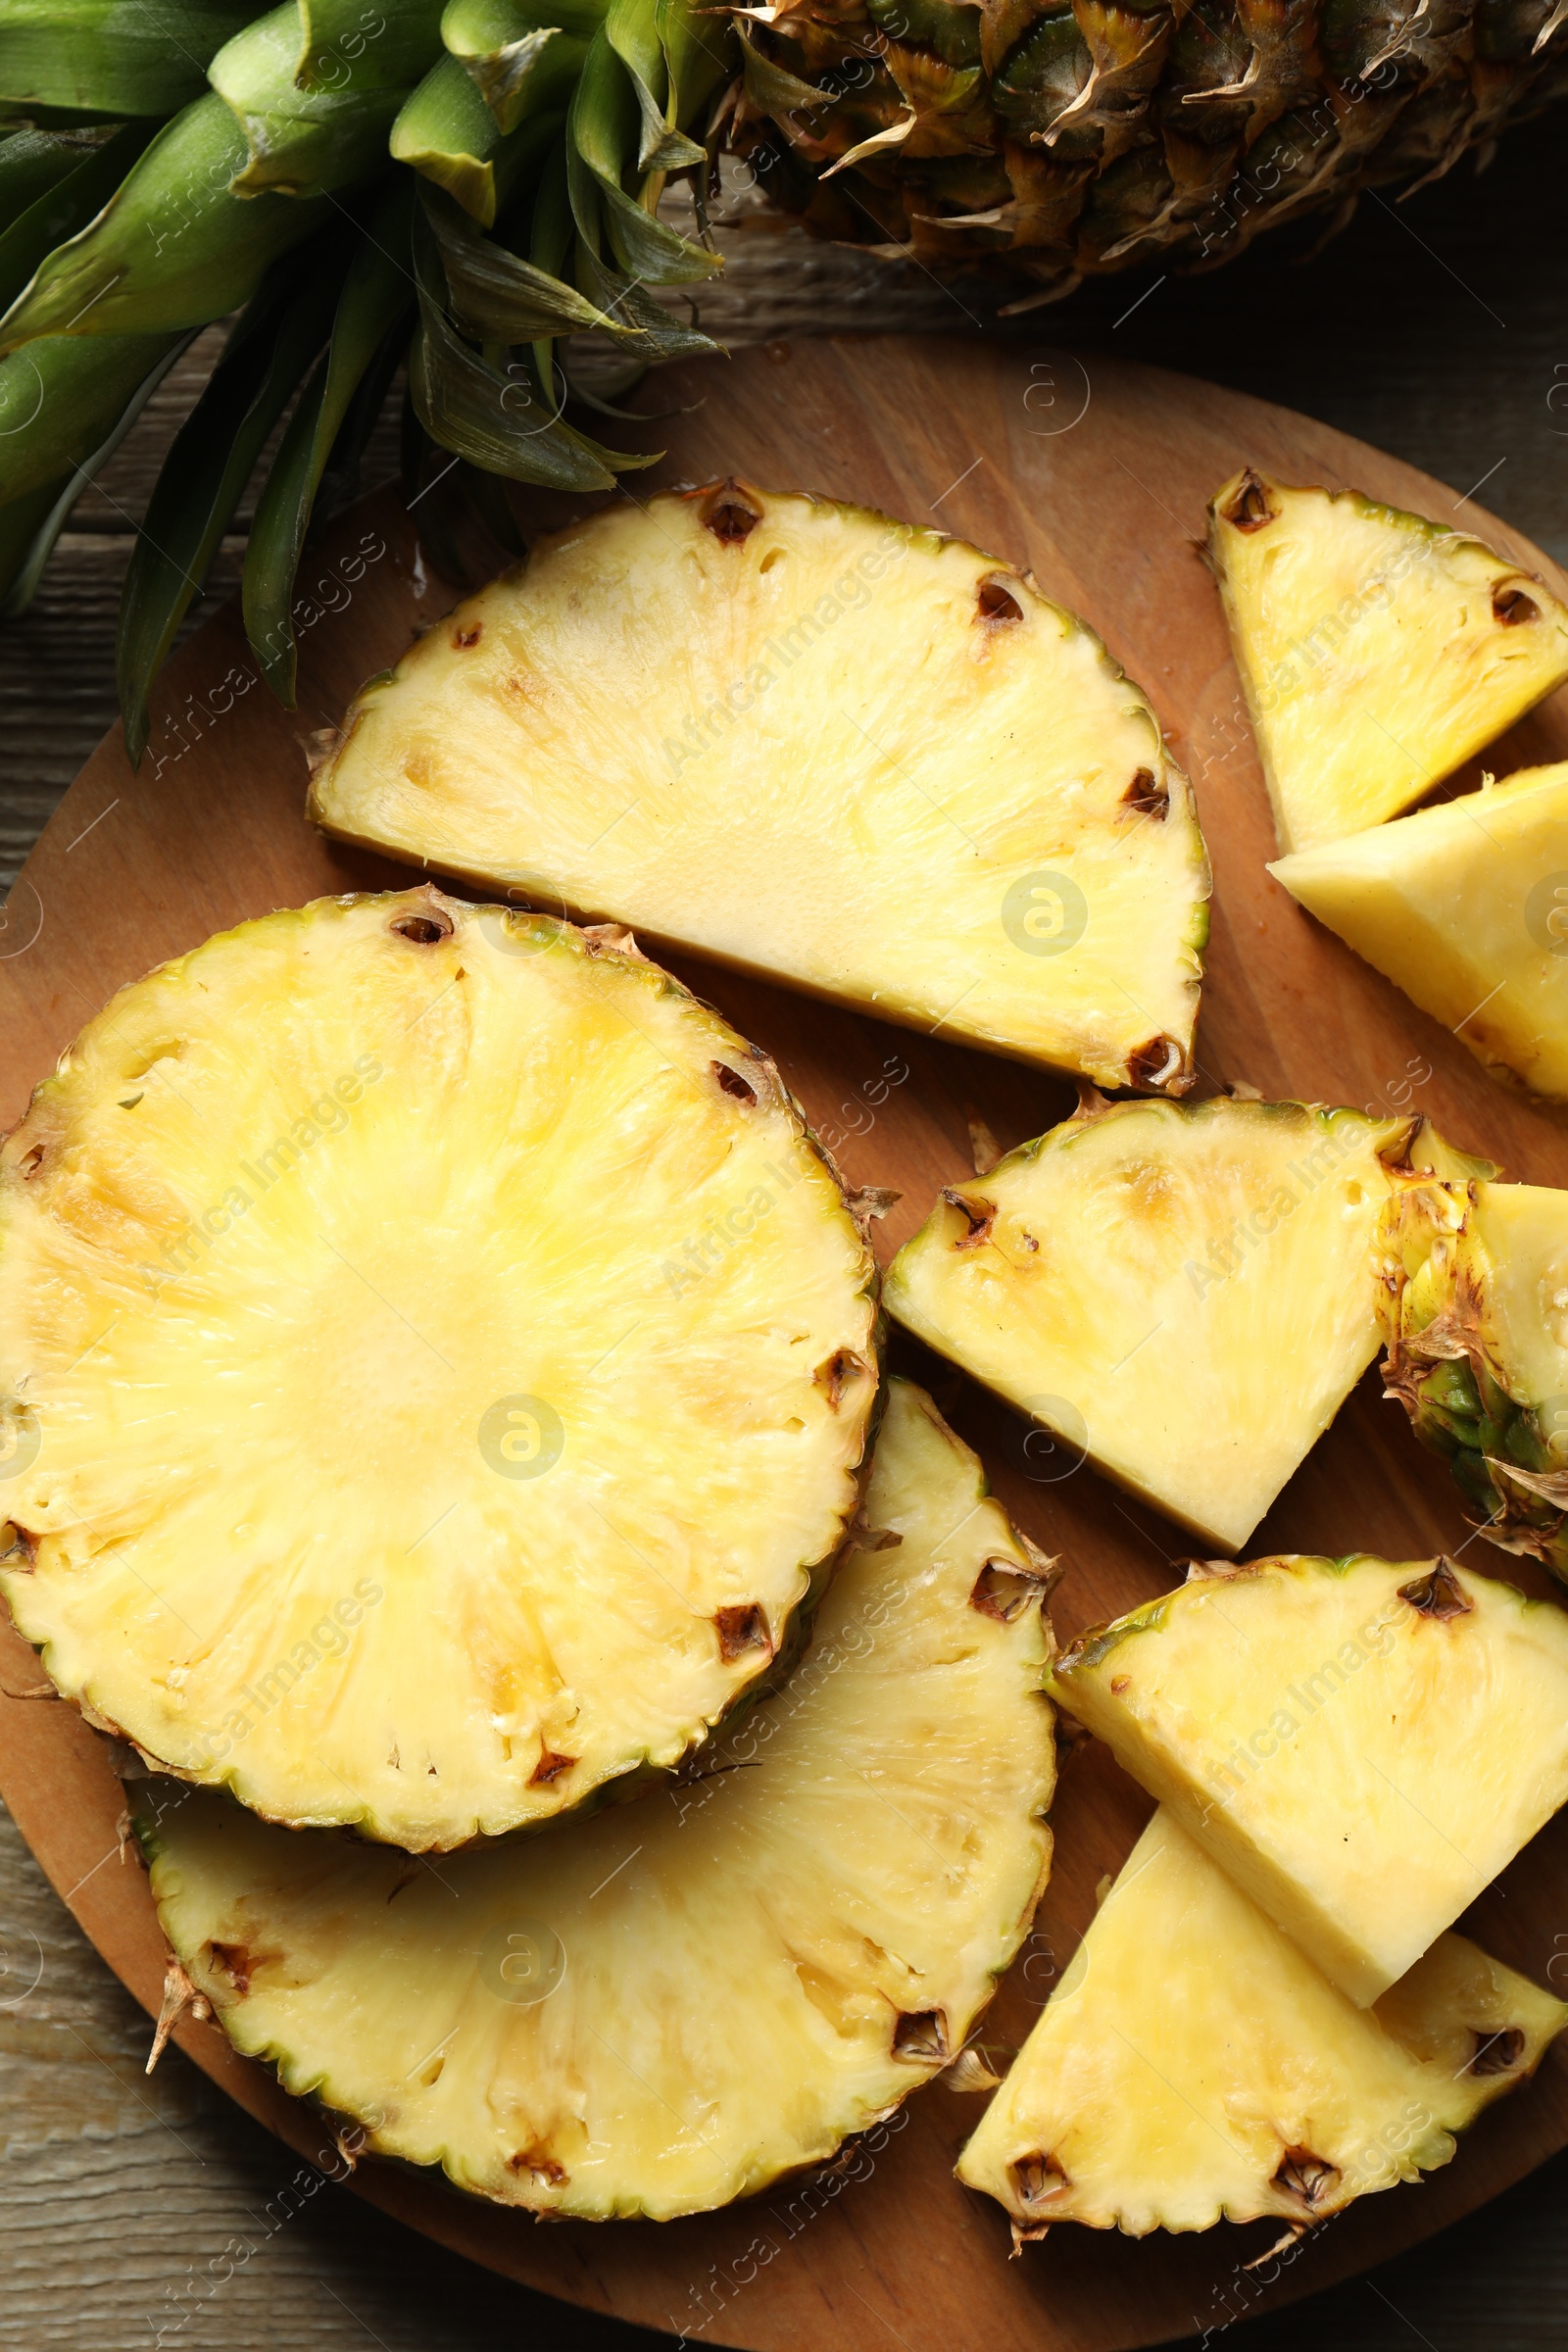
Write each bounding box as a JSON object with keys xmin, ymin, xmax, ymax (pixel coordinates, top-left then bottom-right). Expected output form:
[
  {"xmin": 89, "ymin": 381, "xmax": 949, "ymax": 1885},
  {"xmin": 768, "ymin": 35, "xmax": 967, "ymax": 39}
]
[
  {"xmin": 117, "ymin": 231, "xmax": 355, "ymax": 766},
  {"xmin": 0, "ymin": 1, "xmax": 253, "ymax": 119},
  {"xmin": 1, "ymin": 330, "xmax": 195, "ymax": 615},
  {"xmin": 442, "ymin": 0, "xmax": 607, "ymax": 132},
  {"xmin": 422, "ymin": 178, "xmax": 635, "ymax": 341},
  {"xmin": 411, "ymin": 208, "xmax": 652, "ymax": 490},
  {"xmin": 566, "ymin": 30, "xmax": 719, "ymax": 283},
  {"xmin": 0, "ymin": 125, "xmax": 125, "ymax": 237},
  {"xmin": 0, "ymin": 116, "xmax": 158, "ymax": 320},
  {"xmin": 0, "ymin": 94, "xmax": 329, "ymax": 352},
  {"xmin": 244, "ymin": 183, "xmax": 416, "ymax": 704},
  {"xmin": 211, "ymin": 3, "xmax": 423, "ymax": 197}
]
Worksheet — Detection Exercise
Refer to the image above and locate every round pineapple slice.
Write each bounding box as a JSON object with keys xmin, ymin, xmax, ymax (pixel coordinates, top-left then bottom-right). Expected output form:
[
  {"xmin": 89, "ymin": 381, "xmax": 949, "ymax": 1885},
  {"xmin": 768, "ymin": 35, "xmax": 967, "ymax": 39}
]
[
  {"xmin": 0, "ymin": 887, "xmax": 878, "ymax": 1849},
  {"xmin": 135, "ymin": 1380, "xmax": 1055, "ymax": 2220}
]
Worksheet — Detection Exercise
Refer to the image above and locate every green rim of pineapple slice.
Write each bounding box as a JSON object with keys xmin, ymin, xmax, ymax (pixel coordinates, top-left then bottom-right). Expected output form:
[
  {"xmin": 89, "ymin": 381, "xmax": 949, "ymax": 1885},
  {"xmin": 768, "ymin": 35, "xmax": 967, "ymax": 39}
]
[
  {"xmin": 0, "ymin": 886, "xmax": 879, "ymax": 1850},
  {"xmin": 956, "ymin": 1807, "xmax": 1565, "ymax": 2243},
  {"xmin": 1209, "ymin": 467, "xmax": 1568, "ymax": 855},
  {"xmin": 1380, "ymin": 1174, "xmax": 1568, "ymax": 1582},
  {"xmin": 308, "ymin": 479, "xmax": 1211, "ymax": 1093},
  {"xmin": 135, "ymin": 1379, "xmax": 1056, "ymax": 2220},
  {"xmin": 1052, "ymin": 1553, "xmax": 1568, "ymax": 2004},
  {"xmin": 884, "ymin": 1092, "xmax": 1452, "ymax": 1553},
  {"xmin": 1273, "ymin": 761, "xmax": 1568, "ymax": 1102}
]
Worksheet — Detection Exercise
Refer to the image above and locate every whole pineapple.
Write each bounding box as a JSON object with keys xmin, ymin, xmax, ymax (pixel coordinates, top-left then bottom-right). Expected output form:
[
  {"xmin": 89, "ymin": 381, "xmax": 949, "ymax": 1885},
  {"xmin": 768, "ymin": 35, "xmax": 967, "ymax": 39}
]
[
  {"xmin": 0, "ymin": 0, "xmax": 1563, "ymax": 757},
  {"xmin": 724, "ymin": 0, "xmax": 1568, "ymax": 300}
]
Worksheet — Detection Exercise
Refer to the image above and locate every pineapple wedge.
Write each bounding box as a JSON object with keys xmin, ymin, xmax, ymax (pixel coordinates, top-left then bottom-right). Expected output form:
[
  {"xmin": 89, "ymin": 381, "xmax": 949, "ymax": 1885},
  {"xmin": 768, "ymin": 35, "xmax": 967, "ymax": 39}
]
[
  {"xmin": 1209, "ymin": 468, "xmax": 1568, "ymax": 855},
  {"xmin": 883, "ymin": 1094, "xmax": 1435, "ymax": 1552},
  {"xmin": 1051, "ymin": 1553, "xmax": 1568, "ymax": 2004},
  {"xmin": 310, "ymin": 481, "xmax": 1211, "ymax": 1092},
  {"xmin": 1273, "ymin": 762, "xmax": 1568, "ymax": 1102},
  {"xmin": 135, "ymin": 1381, "xmax": 1056, "ymax": 2220},
  {"xmin": 956, "ymin": 1807, "xmax": 1565, "ymax": 2241},
  {"xmin": 0, "ymin": 887, "xmax": 879, "ymax": 1850},
  {"xmin": 1380, "ymin": 1176, "xmax": 1568, "ymax": 1581}
]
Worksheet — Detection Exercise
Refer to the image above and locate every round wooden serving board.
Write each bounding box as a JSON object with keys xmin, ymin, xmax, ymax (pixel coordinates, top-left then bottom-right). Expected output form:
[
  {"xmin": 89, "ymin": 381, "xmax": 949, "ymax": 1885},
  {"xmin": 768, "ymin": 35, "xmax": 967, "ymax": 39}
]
[{"xmin": 4, "ymin": 335, "xmax": 1568, "ymax": 2352}]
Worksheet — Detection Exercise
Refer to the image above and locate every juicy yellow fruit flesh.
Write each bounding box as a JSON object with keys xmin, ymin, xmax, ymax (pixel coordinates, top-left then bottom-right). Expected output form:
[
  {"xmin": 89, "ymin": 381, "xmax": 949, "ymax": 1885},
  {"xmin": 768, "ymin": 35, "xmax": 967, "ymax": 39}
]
[
  {"xmin": 0, "ymin": 890, "xmax": 878, "ymax": 1850},
  {"xmin": 956, "ymin": 1808, "xmax": 1564, "ymax": 2238},
  {"xmin": 1209, "ymin": 469, "xmax": 1568, "ymax": 855},
  {"xmin": 884, "ymin": 1097, "xmax": 1415, "ymax": 1552},
  {"xmin": 1382, "ymin": 1178, "xmax": 1568, "ymax": 1415},
  {"xmin": 1053, "ymin": 1554, "xmax": 1568, "ymax": 2004},
  {"xmin": 1446, "ymin": 1185, "xmax": 1568, "ymax": 1410},
  {"xmin": 138, "ymin": 1381, "xmax": 1056, "ymax": 2221},
  {"xmin": 1273, "ymin": 762, "xmax": 1568, "ymax": 1102},
  {"xmin": 310, "ymin": 484, "xmax": 1210, "ymax": 1091}
]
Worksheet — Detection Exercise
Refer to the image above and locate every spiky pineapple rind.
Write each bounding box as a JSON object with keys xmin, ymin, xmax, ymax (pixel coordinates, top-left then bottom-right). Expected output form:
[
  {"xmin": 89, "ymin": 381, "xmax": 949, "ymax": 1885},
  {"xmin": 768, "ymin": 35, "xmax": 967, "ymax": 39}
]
[{"xmin": 1378, "ymin": 1178, "xmax": 1568, "ymax": 1582}]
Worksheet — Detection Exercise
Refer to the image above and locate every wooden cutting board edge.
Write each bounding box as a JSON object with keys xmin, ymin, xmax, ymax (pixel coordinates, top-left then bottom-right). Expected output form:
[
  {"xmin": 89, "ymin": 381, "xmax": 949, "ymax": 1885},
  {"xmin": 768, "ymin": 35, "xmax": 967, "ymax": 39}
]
[{"xmin": 4, "ymin": 333, "xmax": 1568, "ymax": 2352}]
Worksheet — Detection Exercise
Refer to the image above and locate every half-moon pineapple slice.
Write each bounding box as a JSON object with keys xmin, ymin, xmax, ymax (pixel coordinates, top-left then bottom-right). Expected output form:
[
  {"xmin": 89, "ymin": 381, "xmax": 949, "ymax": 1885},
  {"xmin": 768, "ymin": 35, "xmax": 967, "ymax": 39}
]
[
  {"xmin": 957, "ymin": 1807, "xmax": 1564, "ymax": 2243},
  {"xmin": 309, "ymin": 481, "xmax": 1211, "ymax": 1092},
  {"xmin": 0, "ymin": 887, "xmax": 878, "ymax": 1849},
  {"xmin": 136, "ymin": 1380, "xmax": 1056, "ymax": 2220},
  {"xmin": 1209, "ymin": 467, "xmax": 1568, "ymax": 855}
]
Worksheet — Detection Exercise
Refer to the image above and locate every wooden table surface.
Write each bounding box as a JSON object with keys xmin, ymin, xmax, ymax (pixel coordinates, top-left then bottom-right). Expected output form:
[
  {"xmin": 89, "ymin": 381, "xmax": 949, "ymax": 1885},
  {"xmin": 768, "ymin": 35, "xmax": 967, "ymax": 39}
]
[{"xmin": 4, "ymin": 117, "xmax": 1568, "ymax": 2352}]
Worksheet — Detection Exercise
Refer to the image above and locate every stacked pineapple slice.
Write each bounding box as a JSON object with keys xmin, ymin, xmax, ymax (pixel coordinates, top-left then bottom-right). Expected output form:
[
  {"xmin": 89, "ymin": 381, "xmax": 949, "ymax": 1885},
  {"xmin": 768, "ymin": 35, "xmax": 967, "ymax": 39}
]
[
  {"xmin": 1051, "ymin": 1553, "xmax": 1568, "ymax": 2002},
  {"xmin": 138, "ymin": 1377, "xmax": 1057, "ymax": 2217},
  {"xmin": 959, "ymin": 1812, "xmax": 1564, "ymax": 2243},
  {"xmin": 0, "ymin": 884, "xmax": 1059, "ymax": 2211},
  {"xmin": 960, "ymin": 1554, "xmax": 1568, "ymax": 2243},
  {"xmin": 1209, "ymin": 467, "xmax": 1568, "ymax": 1102}
]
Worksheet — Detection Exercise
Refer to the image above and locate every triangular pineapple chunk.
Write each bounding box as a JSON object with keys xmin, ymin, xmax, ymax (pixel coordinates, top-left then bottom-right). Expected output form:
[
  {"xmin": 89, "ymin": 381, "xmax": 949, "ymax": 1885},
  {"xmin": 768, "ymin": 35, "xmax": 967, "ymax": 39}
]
[
  {"xmin": 136, "ymin": 1382, "xmax": 1055, "ymax": 2221},
  {"xmin": 1273, "ymin": 762, "xmax": 1568, "ymax": 1101},
  {"xmin": 0, "ymin": 887, "xmax": 878, "ymax": 1850},
  {"xmin": 310, "ymin": 481, "xmax": 1211, "ymax": 1092},
  {"xmin": 956, "ymin": 1808, "xmax": 1564, "ymax": 2240},
  {"xmin": 1051, "ymin": 1553, "xmax": 1568, "ymax": 2003},
  {"xmin": 1209, "ymin": 467, "xmax": 1568, "ymax": 854},
  {"xmin": 1380, "ymin": 1176, "xmax": 1568, "ymax": 1582},
  {"xmin": 884, "ymin": 1095, "xmax": 1430, "ymax": 1552}
]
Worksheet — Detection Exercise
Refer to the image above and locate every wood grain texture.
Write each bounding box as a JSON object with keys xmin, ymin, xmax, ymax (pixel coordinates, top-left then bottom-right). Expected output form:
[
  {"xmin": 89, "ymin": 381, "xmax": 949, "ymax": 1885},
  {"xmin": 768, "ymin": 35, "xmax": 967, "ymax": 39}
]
[{"xmin": 5, "ymin": 331, "xmax": 1568, "ymax": 2352}]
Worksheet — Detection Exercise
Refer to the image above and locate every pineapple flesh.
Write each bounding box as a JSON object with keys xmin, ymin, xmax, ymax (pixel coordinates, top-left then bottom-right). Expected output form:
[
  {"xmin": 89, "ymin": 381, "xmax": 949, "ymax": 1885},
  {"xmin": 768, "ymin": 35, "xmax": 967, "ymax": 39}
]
[
  {"xmin": 309, "ymin": 481, "xmax": 1211, "ymax": 1092},
  {"xmin": 1273, "ymin": 762, "xmax": 1568, "ymax": 1102},
  {"xmin": 956, "ymin": 1807, "xmax": 1565, "ymax": 2241},
  {"xmin": 1380, "ymin": 1177, "xmax": 1568, "ymax": 1581},
  {"xmin": 883, "ymin": 1095, "xmax": 1429, "ymax": 1553},
  {"xmin": 135, "ymin": 1380, "xmax": 1056, "ymax": 2221},
  {"xmin": 1051, "ymin": 1554, "xmax": 1568, "ymax": 2005},
  {"xmin": 1209, "ymin": 469, "xmax": 1568, "ymax": 855},
  {"xmin": 0, "ymin": 888, "xmax": 879, "ymax": 1850}
]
